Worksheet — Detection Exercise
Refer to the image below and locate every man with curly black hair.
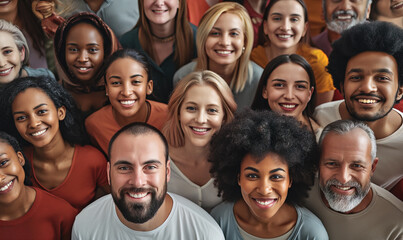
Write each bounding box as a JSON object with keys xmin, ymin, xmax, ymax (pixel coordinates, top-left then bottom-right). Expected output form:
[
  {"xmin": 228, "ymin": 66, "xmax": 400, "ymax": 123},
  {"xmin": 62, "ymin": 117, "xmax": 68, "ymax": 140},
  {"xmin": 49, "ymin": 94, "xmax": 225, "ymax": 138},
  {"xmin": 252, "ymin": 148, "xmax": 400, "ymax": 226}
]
[
  {"xmin": 209, "ymin": 109, "xmax": 328, "ymax": 239},
  {"xmin": 314, "ymin": 21, "xmax": 403, "ymax": 194}
]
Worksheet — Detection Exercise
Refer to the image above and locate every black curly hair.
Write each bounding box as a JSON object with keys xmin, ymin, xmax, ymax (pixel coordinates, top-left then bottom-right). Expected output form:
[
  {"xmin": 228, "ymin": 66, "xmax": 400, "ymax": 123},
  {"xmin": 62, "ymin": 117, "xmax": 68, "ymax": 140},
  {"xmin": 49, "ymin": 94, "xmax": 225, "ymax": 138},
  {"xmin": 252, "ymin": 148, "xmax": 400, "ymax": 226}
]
[
  {"xmin": 0, "ymin": 76, "xmax": 88, "ymax": 146},
  {"xmin": 328, "ymin": 21, "xmax": 403, "ymax": 92},
  {"xmin": 0, "ymin": 131, "xmax": 32, "ymax": 186},
  {"xmin": 209, "ymin": 109, "xmax": 318, "ymax": 206}
]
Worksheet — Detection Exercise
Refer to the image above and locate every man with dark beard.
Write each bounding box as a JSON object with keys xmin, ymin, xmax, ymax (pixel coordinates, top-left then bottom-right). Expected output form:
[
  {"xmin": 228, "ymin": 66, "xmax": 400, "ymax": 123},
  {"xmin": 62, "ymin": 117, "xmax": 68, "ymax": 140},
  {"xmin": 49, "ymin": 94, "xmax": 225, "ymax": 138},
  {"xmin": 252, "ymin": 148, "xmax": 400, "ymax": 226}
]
[
  {"xmin": 304, "ymin": 120, "xmax": 403, "ymax": 239},
  {"xmin": 313, "ymin": 22, "xmax": 403, "ymax": 195},
  {"xmin": 71, "ymin": 123, "xmax": 225, "ymax": 239},
  {"xmin": 312, "ymin": 0, "xmax": 372, "ymax": 57}
]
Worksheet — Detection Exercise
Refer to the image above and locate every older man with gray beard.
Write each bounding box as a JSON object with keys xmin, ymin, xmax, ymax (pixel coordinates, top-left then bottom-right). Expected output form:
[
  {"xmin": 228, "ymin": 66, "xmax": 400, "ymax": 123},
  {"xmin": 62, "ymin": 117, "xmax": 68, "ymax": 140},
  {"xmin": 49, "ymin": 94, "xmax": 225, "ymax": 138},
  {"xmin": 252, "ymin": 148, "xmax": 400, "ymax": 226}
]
[
  {"xmin": 304, "ymin": 120, "xmax": 403, "ymax": 240},
  {"xmin": 313, "ymin": 0, "xmax": 371, "ymax": 57}
]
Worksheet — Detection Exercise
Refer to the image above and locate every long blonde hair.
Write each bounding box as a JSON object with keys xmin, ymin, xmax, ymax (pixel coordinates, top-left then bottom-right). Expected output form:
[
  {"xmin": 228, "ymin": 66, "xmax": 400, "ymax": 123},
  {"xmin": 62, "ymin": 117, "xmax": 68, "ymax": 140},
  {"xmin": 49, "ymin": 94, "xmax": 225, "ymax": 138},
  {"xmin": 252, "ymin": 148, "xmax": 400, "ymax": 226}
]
[
  {"xmin": 135, "ymin": 0, "xmax": 194, "ymax": 68},
  {"xmin": 163, "ymin": 70, "xmax": 237, "ymax": 147},
  {"xmin": 196, "ymin": 2, "xmax": 254, "ymax": 93}
]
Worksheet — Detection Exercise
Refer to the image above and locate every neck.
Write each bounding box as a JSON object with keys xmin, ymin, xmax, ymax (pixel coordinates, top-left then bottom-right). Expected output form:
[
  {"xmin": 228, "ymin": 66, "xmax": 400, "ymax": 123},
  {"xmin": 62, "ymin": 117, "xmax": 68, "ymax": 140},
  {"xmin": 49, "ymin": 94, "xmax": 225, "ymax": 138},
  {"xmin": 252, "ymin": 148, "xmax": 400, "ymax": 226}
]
[
  {"xmin": 84, "ymin": 0, "xmax": 104, "ymax": 12},
  {"xmin": 246, "ymin": 0, "xmax": 266, "ymax": 14},
  {"xmin": 339, "ymin": 101, "xmax": 401, "ymax": 139},
  {"xmin": 171, "ymin": 143, "xmax": 209, "ymax": 165},
  {"xmin": 266, "ymin": 44, "xmax": 298, "ymax": 62},
  {"xmin": 116, "ymin": 194, "xmax": 173, "ymax": 231},
  {"xmin": 149, "ymin": 21, "xmax": 175, "ymax": 40},
  {"xmin": 376, "ymin": 16, "xmax": 403, "ymax": 28},
  {"xmin": 209, "ymin": 61, "xmax": 236, "ymax": 86},
  {"xmin": 327, "ymin": 29, "xmax": 341, "ymax": 44},
  {"xmin": 0, "ymin": 186, "xmax": 36, "ymax": 221},
  {"xmin": 112, "ymin": 101, "xmax": 150, "ymax": 127},
  {"xmin": 0, "ymin": 9, "xmax": 18, "ymax": 26},
  {"xmin": 33, "ymin": 133, "xmax": 73, "ymax": 163}
]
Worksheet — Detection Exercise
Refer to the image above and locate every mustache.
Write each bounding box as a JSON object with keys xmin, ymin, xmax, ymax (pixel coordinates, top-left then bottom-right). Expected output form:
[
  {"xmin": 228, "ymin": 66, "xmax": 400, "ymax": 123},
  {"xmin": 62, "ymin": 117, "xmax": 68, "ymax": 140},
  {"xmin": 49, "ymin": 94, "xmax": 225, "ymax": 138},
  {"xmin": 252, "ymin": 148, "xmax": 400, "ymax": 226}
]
[
  {"xmin": 350, "ymin": 93, "xmax": 385, "ymax": 101},
  {"xmin": 325, "ymin": 178, "xmax": 361, "ymax": 188},
  {"xmin": 121, "ymin": 187, "xmax": 155, "ymax": 194},
  {"xmin": 332, "ymin": 10, "xmax": 357, "ymax": 20}
]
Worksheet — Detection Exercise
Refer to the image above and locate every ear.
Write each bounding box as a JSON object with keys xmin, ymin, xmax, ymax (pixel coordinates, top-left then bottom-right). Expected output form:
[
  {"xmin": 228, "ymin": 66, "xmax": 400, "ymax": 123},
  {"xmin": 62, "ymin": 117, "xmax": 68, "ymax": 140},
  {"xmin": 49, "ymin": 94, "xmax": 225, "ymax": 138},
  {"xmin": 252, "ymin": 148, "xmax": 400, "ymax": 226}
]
[
  {"xmin": 371, "ymin": 157, "xmax": 378, "ymax": 176},
  {"xmin": 57, "ymin": 106, "xmax": 66, "ymax": 121},
  {"xmin": 366, "ymin": 4, "xmax": 371, "ymax": 19},
  {"xmin": 107, "ymin": 162, "xmax": 111, "ymax": 186},
  {"xmin": 237, "ymin": 173, "xmax": 241, "ymax": 186},
  {"xmin": 105, "ymin": 83, "xmax": 109, "ymax": 96},
  {"xmin": 166, "ymin": 158, "xmax": 171, "ymax": 183},
  {"xmin": 302, "ymin": 22, "xmax": 308, "ymax": 38},
  {"xmin": 262, "ymin": 86, "xmax": 268, "ymax": 99},
  {"xmin": 396, "ymin": 86, "xmax": 403, "ymax": 102},
  {"xmin": 17, "ymin": 151, "xmax": 25, "ymax": 166},
  {"xmin": 20, "ymin": 46, "xmax": 26, "ymax": 63},
  {"xmin": 308, "ymin": 86, "xmax": 314, "ymax": 101},
  {"xmin": 289, "ymin": 177, "xmax": 292, "ymax": 189},
  {"xmin": 147, "ymin": 80, "xmax": 153, "ymax": 96},
  {"xmin": 340, "ymin": 82, "xmax": 345, "ymax": 97}
]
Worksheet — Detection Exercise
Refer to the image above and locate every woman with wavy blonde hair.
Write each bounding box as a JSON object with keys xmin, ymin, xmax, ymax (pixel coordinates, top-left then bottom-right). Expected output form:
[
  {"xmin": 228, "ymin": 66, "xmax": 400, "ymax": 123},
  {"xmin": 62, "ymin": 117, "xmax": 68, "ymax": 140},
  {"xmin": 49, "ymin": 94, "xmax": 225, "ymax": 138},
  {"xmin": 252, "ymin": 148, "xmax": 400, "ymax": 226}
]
[
  {"xmin": 163, "ymin": 70, "xmax": 236, "ymax": 211},
  {"xmin": 120, "ymin": 0, "xmax": 196, "ymax": 103},
  {"xmin": 173, "ymin": 2, "xmax": 263, "ymax": 109}
]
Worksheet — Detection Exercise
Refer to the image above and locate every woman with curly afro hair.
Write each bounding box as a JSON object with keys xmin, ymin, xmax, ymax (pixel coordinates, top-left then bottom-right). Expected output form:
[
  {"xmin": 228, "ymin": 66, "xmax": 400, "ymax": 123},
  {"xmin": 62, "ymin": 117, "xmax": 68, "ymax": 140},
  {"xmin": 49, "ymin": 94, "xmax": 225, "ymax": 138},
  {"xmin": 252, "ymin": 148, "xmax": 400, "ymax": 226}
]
[{"xmin": 209, "ymin": 109, "xmax": 328, "ymax": 239}]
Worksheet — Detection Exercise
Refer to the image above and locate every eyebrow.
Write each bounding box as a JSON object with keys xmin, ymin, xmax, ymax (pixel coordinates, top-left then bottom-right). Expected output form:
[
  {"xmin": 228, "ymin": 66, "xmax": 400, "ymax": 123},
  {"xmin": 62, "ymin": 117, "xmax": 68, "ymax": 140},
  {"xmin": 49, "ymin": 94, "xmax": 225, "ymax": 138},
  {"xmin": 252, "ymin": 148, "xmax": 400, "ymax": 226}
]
[
  {"xmin": 113, "ymin": 159, "xmax": 162, "ymax": 166},
  {"xmin": 108, "ymin": 74, "xmax": 144, "ymax": 80},
  {"xmin": 244, "ymin": 166, "xmax": 286, "ymax": 173},
  {"xmin": 66, "ymin": 43, "xmax": 101, "ymax": 46},
  {"xmin": 272, "ymin": 79, "xmax": 309, "ymax": 84},
  {"xmin": 13, "ymin": 103, "xmax": 47, "ymax": 115},
  {"xmin": 211, "ymin": 27, "xmax": 241, "ymax": 31},
  {"xmin": 347, "ymin": 68, "xmax": 394, "ymax": 75},
  {"xmin": 184, "ymin": 101, "xmax": 221, "ymax": 107},
  {"xmin": 271, "ymin": 12, "xmax": 302, "ymax": 17}
]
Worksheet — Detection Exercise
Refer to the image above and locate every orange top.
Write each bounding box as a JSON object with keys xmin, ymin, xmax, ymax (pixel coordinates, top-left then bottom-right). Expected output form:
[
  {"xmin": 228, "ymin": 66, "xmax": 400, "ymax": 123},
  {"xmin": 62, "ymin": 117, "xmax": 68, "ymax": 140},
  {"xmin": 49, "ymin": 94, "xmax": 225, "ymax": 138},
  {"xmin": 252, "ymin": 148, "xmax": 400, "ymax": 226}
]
[
  {"xmin": 305, "ymin": 0, "xmax": 326, "ymax": 37},
  {"xmin": 25, "ymin": 145, "xmax": 108, "ymax": 211},
  {"xmin": 250, "ymin": 44, "xmax": 335, "ymax": 93},
  {"xmin": 85, "ymin": 100, "xmax": 169, "ymax": 155},
  {"xmin": 0, "ymin": 188, "xmax": 77, "ymax": 240},
  {"xmin": 187, "ymin": 0, "xmax": 215, "ymax": 26}
]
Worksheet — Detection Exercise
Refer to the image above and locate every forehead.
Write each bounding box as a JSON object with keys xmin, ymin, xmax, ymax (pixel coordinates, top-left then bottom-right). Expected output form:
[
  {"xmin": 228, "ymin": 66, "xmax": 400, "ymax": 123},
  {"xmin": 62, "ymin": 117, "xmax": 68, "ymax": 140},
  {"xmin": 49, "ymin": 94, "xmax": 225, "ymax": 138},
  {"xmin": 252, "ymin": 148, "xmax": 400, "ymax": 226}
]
[
  {"xmin": 66, "ymin": 22, "xmax": 103, "ymax": 42},
  {"xmin": 109, "ymin": 132, "xmax": 166, "ymax": 165},
  {"xmin": 269, "ymin": 63, "xmax": 310, "ymax": 81},
  {"xmin": 182, "ymin": 84, "xmax": 223, "ymax": 105},
  {"xmin": 13, "ymin": 88, "xmax": 54, "ymax": 108},
  {"xmin": 241, "ymin": 152, "xmax": 289, "ymax": 171},
  {"xmin": 326, "ymin": 0, "xmax": 367, "ymax": 6},
  {"xmin": 346, "ymin": 51, "xmax": 398, "ymax": 76},
  {"xmin": 0, "ymin": 141, "xmax": 16, "ymax": 156},
  {"xmin": 0, "ymin": 31, "xmax": 18, "ymax": 48},
  {"xmin": 321, "ymin": 129, "xmax": 372, "ymax": 163},
  {"xmin": 269, "ymin": 0, "xmax": 305, "ymax": 15},
  {"xmin": 214, "ymin": 12, "xmax": 244, "ymax": 28},
  {"xmin": 107, "ymin": 57, "xmax": 147, "ymax": 75}
]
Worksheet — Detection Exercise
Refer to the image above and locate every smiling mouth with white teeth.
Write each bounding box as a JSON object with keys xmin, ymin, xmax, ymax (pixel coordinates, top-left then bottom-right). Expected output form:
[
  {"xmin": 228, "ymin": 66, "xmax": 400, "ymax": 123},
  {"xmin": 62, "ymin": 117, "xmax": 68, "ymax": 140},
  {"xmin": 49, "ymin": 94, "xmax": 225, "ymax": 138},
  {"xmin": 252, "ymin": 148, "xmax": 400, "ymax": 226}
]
[
  {"xmin": 357, "ymin": 99, "xmax": 378, "ymax": 104},
  {"xmin": 0, "ymin": 68, "xmax": 12, "ymax": 75},
  {"xmin": 190, "ymin": 127, "xmax": 210, "ymax": 133},
  {"xmin": 0, "ymin": 179, "xmax": 14, "ymax": 192},
  {"xmin": 280, "ymin": 103, "xmax": 297, "ymax": 109},
  {"xmin": 128, "ymin": 192, "xmax": 148, "ymax": 199},
  {"xmin": 31, "ymin": 129, "xmax": 47, "ymax": 137},
  {"xmin": 392, "ymin": 2, "xmax": 403, "ymax": 9},
  {"xmin": 333, "ymin": 185, "xmax": 353, "ymax": 191},
  {"xmin": 253, "ymin": 198, "xmax": 277, "ymax": 208},
  {"xmin": 216, "ymin": 50, "xmax": 233, "ymax": 55},
  {"xmin": 120, "ymin": 100, "xmax": 136, "ymax": 106},
  {"xmin": 277, "ymin": 34, "xmax": 293, "ymax": 39}
]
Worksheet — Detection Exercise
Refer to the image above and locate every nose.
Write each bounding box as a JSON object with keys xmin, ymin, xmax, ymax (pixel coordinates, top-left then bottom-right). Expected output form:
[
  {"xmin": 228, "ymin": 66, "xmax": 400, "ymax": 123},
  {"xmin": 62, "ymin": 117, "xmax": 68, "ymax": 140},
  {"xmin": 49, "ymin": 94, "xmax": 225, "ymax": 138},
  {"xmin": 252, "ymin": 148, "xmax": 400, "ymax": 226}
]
[
  {"xmin": 78, "ymin": 50, "xmax": 88, "ymax": 62},
  {"xmin": 121, "ymin": 82, "xmax": 133, "ymax": 97},
  {"xmin": 28, "ymin": 115, "xmax": 41, "ymax": 129},
  {"xmin": 128, "ymin": 167, "xmax": 146, "ymax": 188},
  {"xmin": 335, "ymin": 165, "xmax": 352, "ymax": 184},
  {"xmin": 195, "ymin": 110, "xmax": 207, "ymax": 124},
  {"xmin": 359, "ymin": 76, "xmax": 377, "ymax": 93},
  {"xmin": 0, "ymin": 172, "xmax": 5, "ymax": 183},
  {"xmin": 154, "ymin": 0, "xmax": 164, "ymax": 6},
  {"xmin": 284, "ymin": 86, "xmax": 294, "ymax": 100},
  {"xmin": 257, "ymin": 178, "xmax": 272, "ymax": 195},
  {"xmin": 219, "ymin": 34, "xmax": 230, "ymax": 46},
  {"xmin": 339, "ymin": 0, "xmax": 352, "ymax": 10},
  {"xmin": 281, "ymin": 19, "xmax": 291, "ymax": 31}
]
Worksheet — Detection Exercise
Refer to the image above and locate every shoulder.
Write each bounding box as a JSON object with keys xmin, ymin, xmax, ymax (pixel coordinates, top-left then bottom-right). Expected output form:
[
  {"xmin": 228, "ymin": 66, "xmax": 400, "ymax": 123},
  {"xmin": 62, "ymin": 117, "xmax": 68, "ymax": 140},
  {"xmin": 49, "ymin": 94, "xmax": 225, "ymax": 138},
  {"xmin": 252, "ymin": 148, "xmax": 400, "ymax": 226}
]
[
  {"xmin": 75, "ymin": 145, "xmax": 107, "ymax": 162},
  {"xmin": 85, "ymin": 105, "xmax": 112, "ymax": 126},
  {"xmin": 119, "ymin": 27, "xmax": 140, "ymax": 47},
  {"xmin": 299, "ymin": 45, "xmax": 328, "ymax": 64},
  {"xmin": 173, "ymin": 61, "xmax": 197, "ymax": 85},
  {"xmin": 210, "ymin": 201, "xmax": 234, "ymax": 220},
  {"xmin": 169, "ymin": 193, "xmax": 224, "ymax": 235},
  {"xmin": 294, "ymin": 206, "xmax": 329, "ymax": 239},
  {"xmin": 23, "ymin": 66, "xmax": 56, "ymax": 80},
  {"xmin": 371, "ymin": 184, "xmax": 403, "ymax": 213},
  {"xmin": 74, "ymin": 195, "xmax": 113, "ymax": 226},
  {"xmin": 313, "ymin": 100, "xmax": 343, "ymax": 126},
  {"xmin": 34, "ymin": 188, "xmax": 77, "ymax": 216},
  {"xmin": 149, "ymin": 100, "xmax": 168, "ymax": 112}
]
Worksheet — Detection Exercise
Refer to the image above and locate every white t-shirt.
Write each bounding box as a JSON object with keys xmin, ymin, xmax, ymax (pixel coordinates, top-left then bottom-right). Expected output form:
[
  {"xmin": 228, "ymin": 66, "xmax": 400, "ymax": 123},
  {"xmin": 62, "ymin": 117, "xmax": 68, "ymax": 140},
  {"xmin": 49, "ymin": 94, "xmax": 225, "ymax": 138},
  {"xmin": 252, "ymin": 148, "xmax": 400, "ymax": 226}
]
[
  {"xmin": 167, "ymin": 160, "xmax": 222, "ymax": 212},
  {"xmin": 314, "ymin": 100, "xmax": 403, "ymax": 190},
  {"xmin": 305, "ymin": 181, "xmax": 403, "ymax": 239},
  {"xmin": 72, "ymin": 193, "xmax": 225, "ymax": 240}
]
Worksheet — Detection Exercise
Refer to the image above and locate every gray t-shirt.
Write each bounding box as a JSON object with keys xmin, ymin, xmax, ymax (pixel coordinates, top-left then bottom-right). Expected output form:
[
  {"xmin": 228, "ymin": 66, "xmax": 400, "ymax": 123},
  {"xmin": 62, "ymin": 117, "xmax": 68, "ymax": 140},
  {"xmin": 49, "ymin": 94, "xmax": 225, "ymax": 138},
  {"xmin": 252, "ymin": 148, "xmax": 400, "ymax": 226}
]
[
  {"xmin": 211, "ymin": 201, "xmax": 328, "ymax": 240},
  {"xmin": 72, "ymin": 193, "xmax": 225, "ymax": 240}
]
